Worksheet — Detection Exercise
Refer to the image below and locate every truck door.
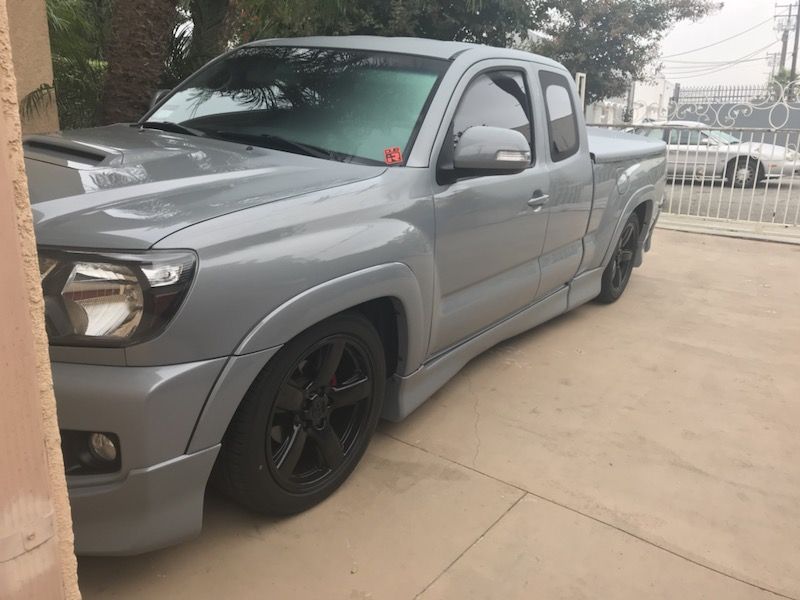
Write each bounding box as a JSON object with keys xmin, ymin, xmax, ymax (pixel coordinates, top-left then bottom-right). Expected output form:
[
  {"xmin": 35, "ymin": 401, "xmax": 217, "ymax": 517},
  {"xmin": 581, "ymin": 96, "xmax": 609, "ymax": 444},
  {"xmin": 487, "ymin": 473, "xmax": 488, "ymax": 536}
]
[
  {"xmin": 534, "ymin": 68, "xmax": 594, "ymax": 297},
  {"xmin": 429, "ymin": 62, "xmax": 551, "ymax": 355}
]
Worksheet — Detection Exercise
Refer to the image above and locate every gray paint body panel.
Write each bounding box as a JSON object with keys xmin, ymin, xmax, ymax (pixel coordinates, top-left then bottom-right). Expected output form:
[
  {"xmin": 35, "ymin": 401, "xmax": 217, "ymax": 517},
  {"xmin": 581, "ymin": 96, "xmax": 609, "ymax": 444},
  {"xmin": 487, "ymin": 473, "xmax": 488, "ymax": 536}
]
[{"xmin": 27, "ymin": 37, "xmax": 665, "ymax": 555}]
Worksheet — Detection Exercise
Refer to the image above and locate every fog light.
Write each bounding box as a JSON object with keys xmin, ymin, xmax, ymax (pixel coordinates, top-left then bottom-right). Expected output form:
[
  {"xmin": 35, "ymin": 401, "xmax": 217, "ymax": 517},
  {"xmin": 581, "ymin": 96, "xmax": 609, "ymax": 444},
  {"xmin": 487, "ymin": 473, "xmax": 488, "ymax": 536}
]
[{"xmin": 88, "ymin": 432, "xmax": 118, "ymax": 462}]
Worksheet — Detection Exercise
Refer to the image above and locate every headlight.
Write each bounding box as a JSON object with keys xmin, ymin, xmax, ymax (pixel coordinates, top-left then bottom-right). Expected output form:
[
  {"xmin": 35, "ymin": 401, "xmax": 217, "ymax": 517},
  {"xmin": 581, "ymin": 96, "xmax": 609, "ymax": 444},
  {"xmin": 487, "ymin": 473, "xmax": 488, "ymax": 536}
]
[{"xmin": 38, "ymin": 249, "xmax": 196, "ymax": 347}]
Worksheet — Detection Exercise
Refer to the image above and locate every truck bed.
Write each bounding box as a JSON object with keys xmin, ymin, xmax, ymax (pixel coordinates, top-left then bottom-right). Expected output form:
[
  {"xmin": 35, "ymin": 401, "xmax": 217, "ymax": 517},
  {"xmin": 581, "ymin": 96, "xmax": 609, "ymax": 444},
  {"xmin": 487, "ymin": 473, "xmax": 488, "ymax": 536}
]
[{"xmin": 587, "ymin": 127, "xmax": 666, "ymax": 164}]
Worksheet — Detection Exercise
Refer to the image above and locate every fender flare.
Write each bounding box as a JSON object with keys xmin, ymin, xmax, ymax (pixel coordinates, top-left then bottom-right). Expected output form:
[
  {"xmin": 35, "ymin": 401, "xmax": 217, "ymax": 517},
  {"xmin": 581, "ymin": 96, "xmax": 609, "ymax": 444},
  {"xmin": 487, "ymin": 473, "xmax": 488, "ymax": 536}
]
[
  {"xmin": 235, "ymin": 262, "xmax": 427, "ymax": 370},
  {"xmin": 600, "ymin": 187, "xmax": 655, "ymax": 269},
  {"xmin": 187, "ymin": 262, "xmax": 428, "ymax": 453}
]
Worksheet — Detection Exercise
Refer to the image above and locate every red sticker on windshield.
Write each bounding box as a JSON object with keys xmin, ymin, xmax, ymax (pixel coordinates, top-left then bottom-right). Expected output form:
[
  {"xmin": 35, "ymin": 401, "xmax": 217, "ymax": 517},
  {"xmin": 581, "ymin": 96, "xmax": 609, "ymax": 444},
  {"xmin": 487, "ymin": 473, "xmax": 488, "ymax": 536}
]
[{"xmin": 384, "ymin": 147, "xmax": 403, "ymax": 165}]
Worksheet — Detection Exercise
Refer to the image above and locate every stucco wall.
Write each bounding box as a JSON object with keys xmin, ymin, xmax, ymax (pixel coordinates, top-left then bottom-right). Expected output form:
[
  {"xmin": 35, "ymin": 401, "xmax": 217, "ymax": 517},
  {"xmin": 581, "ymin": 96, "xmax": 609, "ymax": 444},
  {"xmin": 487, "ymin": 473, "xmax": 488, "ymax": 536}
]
[
  {"xmin": 0, "ymin": 0, "xmax": 78, "ymax": 597},
  {"xmin": 7, "ymin": 0, "xmax": 58, "ymax": 133}
]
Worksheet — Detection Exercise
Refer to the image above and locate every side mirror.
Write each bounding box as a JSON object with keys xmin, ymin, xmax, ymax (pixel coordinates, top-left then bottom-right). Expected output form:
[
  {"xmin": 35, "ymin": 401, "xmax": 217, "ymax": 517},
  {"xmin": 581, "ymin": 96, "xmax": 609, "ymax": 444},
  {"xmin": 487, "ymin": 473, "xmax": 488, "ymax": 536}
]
[
  {"xmin": 150, "ymin": 89, "xmax": 171, "ymax": 109},
  {"xmin": 452, "ymin": 126, "xmax": 531, "ymax": 172}
]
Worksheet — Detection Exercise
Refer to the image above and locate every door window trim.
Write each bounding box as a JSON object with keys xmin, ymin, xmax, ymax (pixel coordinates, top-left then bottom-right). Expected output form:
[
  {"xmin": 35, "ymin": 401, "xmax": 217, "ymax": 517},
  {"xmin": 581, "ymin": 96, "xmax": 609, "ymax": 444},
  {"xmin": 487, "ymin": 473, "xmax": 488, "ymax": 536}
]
[
  {"xmin": 436, "ymin": 66, "xmax": 537, "ymax": 179},
  {"xmin": 538, "ymin": 69, "xmax": 580, "ymax": 162}
]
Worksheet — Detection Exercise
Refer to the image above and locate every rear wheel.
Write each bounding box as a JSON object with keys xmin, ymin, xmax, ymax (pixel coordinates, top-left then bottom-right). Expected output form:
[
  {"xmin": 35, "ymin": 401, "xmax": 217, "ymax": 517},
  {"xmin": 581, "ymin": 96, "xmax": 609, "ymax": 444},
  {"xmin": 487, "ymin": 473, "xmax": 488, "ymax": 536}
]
[
  {"xmin": 218, "ymin": 312, "xmax": 385, "ymax": 515},
  {"xmin": 597, "ymin": 213, "xmax": 640, "ymax": 304},
  {"xmin": 725, "ymin": 157, "xmax": 762, "ymax": 188}
]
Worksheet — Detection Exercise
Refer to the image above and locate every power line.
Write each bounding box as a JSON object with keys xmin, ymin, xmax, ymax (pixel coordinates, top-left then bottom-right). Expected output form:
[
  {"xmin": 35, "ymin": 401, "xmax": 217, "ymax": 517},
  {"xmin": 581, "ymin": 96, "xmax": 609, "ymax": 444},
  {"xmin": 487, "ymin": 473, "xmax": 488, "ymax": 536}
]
[
  {"xmin": 662, "ymin": 41, "xmax": 779, "ymax": 78},
  {"xmin": 660, "ymin": 17, "xmax": 775, "ymax": 58},
  {"xmin": 663, "ymin": 56, "xmax": 772, "ymax": 72},
  {"xmin": 663, "ymin": 56, "xmax": 772, "ymax": 65},
  {"xmin": 666, "ymin": 42, "xmax": 776, "ymax": 75}
]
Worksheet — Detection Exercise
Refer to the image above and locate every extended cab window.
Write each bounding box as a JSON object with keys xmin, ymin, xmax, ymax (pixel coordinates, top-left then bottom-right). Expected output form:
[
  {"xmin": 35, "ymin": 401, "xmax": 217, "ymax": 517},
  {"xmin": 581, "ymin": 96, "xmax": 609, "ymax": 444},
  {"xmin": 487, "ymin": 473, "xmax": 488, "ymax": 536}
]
[
  {"xmin": 539, "ymin": 70, "xmax": 579, "ymax": 162},
  {"xmin": 450, "ymin": 70, "xmax": 533, "ymax": 159}
]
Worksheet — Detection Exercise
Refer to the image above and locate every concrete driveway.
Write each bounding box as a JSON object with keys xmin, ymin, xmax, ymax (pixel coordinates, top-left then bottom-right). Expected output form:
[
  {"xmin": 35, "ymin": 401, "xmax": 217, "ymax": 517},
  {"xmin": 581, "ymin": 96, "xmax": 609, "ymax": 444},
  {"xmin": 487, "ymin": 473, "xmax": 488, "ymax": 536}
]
[{"xmin": 77, "ymin": 230, "xmax": 800, "ymax": 600}]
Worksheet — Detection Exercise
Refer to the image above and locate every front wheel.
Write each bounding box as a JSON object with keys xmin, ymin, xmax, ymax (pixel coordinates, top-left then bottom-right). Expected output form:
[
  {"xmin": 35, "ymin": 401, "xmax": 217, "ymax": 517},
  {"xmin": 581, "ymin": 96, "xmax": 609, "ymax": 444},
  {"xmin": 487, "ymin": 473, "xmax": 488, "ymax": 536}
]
[
  {"xmin": 596, "ymin": 213, "xmax": 640, "ymax": 304},
  {"xmin": 217, "ymin": 312, "xmax": 385, "ymax": 515}
]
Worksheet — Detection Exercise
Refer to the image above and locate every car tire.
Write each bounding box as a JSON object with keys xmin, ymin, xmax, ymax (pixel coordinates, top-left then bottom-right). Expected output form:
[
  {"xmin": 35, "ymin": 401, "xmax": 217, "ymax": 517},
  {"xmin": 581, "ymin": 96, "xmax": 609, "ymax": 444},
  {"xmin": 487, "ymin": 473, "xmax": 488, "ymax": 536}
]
[
  {"xmin": 216, "ymin": 312, "xmax": 386, "ymax": 515},
  {"xmin": 596, "ymin": 212, "xmax": 640, "ymax": 304},
  {"xmin": 725, "ymin": 157, "xmax": 762, "ymax": 188}
]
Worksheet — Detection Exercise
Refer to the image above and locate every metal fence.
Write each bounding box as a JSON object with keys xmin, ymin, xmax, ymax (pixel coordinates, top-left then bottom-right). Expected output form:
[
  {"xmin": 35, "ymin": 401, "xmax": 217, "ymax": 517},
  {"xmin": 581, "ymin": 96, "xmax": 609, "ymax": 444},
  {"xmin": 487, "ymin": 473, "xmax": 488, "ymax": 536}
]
[
  {"xmin": 674, "ymin": 84, "xmax": 769, "ymax": 105},
  {"xmin": 588, "ymin": 124, "xmax": 800, "ymax": 226}
]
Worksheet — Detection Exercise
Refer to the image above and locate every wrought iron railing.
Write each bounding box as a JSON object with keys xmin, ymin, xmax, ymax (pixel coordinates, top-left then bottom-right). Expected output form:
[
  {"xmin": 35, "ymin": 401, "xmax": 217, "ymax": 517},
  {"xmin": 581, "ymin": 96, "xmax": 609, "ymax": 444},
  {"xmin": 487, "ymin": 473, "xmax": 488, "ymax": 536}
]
[{"xmin": 588, "ymin": 124, "xmax": 800, "ymax": 226}]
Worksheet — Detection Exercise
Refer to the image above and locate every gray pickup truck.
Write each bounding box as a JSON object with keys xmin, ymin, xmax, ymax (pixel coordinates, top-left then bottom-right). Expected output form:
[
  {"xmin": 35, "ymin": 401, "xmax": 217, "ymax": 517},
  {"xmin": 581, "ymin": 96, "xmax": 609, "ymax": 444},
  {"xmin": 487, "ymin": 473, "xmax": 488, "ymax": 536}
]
[{"xmin": 25, "ymin": 36, "xmax": 665, "ymax": 555}]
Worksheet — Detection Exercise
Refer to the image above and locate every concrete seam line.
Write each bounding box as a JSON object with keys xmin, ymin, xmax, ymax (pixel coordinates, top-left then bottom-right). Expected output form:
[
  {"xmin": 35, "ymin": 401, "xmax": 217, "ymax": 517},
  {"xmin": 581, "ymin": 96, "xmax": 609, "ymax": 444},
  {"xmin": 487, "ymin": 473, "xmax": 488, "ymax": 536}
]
[
  {"xmin": 381, "ymin": 433, "xmax": 798, "ymax": 600},
  {"xmin": 412, "ymin": 490, "xmax": 527, "ymax": 599},
  {"xmin": 655, "ymin": 223, "xmax": 800, "ymax": 246}
]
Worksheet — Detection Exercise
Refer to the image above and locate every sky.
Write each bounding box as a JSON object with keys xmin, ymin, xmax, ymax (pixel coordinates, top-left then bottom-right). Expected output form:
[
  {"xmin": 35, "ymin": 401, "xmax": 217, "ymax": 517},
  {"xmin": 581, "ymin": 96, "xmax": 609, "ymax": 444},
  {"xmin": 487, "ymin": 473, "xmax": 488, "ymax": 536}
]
[{"xmin": 658, "ymin": 0, "xmax": 787, "ymax": 87}]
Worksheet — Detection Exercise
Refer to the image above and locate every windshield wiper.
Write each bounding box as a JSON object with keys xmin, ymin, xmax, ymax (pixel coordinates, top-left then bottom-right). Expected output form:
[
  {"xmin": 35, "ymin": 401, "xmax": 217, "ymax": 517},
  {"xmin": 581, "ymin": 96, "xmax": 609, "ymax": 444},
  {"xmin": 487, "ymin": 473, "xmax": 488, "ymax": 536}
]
[
  {"xmin": 139, "ymin": 121, "xmax": 206, "ymax": 137},
  {"xmin": 210, "ymin": 130, "xmax": 341, "ymax": 161}
]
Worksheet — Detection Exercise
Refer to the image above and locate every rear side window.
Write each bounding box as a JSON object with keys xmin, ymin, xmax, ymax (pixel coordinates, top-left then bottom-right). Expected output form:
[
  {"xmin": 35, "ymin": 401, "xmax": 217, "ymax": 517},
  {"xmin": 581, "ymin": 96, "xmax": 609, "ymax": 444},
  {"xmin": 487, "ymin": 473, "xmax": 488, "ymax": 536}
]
[
  {"xmin": 451, "ymin": 70, "xmax": 533, "ymax": 159},
  {"xmin": 539, "ymin": 70, "xmax": 579, "ymax": 162},
  {"xmin": 670, "ymin": 129, "xmax": 702, "ymax": 145},
  {"xmin": 637, "ymin": 128, "xmax": 665, "ymax": 140}
]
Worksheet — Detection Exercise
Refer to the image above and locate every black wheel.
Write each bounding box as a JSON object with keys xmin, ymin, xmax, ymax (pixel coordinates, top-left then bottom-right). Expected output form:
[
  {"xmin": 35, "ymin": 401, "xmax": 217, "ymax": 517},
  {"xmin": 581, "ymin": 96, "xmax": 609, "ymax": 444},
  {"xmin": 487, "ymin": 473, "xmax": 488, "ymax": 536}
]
[
  {"xmin": 217, "ymin": 312, "xmax": 385, "ymax": 515},
  {"xmin": 725, "ymin": 157, "xmax": 762, "ymax": 188},
  {"xmin": 597, "ymin": 213, "xmax": 640, "ymax": 304}
]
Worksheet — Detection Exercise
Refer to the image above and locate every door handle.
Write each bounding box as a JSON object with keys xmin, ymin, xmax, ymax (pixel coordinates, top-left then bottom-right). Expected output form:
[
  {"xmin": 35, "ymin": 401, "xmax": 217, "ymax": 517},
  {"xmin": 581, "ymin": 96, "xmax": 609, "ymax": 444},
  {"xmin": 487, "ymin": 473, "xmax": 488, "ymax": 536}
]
[{"xmin": 527, "ymin": 192, "xmax": 550, "ymax": 211}]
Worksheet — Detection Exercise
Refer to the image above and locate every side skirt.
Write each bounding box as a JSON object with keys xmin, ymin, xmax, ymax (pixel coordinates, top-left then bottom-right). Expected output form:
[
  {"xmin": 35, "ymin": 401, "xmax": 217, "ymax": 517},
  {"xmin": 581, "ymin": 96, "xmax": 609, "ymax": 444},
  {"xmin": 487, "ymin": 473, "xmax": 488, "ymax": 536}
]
[{"xmin": 383, "ymin": 287, "xmax": 568, "ymax": 422}]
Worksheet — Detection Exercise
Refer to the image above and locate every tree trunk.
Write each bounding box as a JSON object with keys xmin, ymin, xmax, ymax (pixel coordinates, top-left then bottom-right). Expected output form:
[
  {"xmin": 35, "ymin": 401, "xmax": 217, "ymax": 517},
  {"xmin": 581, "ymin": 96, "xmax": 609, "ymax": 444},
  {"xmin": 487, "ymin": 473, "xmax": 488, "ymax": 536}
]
[
  {"xmin": 101, "ymin": 0, "xmax": 177, "ymax": 124},
  {"xmin": 188, "ymin": 0, "xmax": 230, "ymax": 71}
]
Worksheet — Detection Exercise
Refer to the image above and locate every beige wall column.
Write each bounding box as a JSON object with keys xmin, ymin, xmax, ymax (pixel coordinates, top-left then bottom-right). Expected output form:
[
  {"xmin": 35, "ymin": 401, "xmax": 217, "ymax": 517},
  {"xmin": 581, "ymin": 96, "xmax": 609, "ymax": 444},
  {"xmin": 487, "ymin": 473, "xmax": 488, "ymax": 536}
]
[
  {"xmin": 0, "ymin": 0, "xmax": 79, "ymax": 598},
  {"xmin": 7, "ymin": 0, "xmax": 58, "ymax": 133}
]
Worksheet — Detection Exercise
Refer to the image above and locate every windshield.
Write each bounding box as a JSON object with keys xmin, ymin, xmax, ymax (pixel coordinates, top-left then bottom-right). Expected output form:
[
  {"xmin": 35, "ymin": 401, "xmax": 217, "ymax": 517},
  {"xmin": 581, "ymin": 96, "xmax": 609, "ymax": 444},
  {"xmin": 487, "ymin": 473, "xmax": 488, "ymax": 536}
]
[
  {"xmin": 147, "ymin": 46, "xmax": 448, "ymax": 165},
  {"xmin": 705, "ymin": 130, "xmax": 741, "ymax": 144}
]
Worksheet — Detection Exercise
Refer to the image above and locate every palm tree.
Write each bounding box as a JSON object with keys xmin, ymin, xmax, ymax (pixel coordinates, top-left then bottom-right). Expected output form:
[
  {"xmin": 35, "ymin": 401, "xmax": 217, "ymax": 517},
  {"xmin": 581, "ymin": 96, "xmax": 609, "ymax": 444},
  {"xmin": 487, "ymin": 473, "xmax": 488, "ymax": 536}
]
[
  {"xmin": 21, "ymin": 0, "xmax": 111, "ymax": 130},
  {"xmin": 100, "ymin": 0, "xmax": 179, "ymax": 124}
]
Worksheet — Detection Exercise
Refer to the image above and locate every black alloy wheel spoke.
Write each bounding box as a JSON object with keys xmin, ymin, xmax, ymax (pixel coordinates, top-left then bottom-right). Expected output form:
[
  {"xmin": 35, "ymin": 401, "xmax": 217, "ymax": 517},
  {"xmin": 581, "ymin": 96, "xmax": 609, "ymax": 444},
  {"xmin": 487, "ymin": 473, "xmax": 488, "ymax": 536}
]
[
  {"xmin": 620, "ymin": 223, "xmax": 634, "ymax": 247},
  {"xmin": 267, "ymin": 335, "xmax": 374, "ymax": 490},
  {"xmin": 277, "ymin": 424, "xmax": 308, "ymax": 475},
  {"xmin": 314, "ymin": 340, "xmax": 345, "ymax": 387},
  {"xmin": 310, "ymin": 425, "xmax": 345, "ymax": 469},
  {"xmin": 329, "ymin": 376, "xmax": 370, "ymax": 409},
  {"xmin": 611, "ymin": 222, "xmax": 636, "ymax": 290},
  {"xmin": 276, "ymin": 383, "xmax": 305, "ymax": 411}
]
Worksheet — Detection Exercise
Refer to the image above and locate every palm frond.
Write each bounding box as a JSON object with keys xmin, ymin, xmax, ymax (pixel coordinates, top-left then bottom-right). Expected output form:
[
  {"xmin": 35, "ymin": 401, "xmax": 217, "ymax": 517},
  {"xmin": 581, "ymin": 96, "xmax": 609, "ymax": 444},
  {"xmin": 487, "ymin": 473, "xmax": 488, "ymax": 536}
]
[{"xmin": 20, "ymin": 83, "xmax": 57, "ymax": 120}]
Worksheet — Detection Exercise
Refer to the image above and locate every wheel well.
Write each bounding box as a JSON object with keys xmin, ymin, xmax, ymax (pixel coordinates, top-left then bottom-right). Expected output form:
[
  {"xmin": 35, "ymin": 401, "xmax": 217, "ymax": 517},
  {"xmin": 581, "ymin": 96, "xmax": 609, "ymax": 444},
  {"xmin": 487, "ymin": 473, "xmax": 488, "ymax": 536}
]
[
  {"xmin": 726, "ymin": 155, "xmax": 763, "ymax": 175},
  {"xmin": 348, "ymin": 297, "xmax": 406, "ymax": 377},
  {"xmin": 632, "ymin": 200, "xmax": 651, "ymax": 231}
]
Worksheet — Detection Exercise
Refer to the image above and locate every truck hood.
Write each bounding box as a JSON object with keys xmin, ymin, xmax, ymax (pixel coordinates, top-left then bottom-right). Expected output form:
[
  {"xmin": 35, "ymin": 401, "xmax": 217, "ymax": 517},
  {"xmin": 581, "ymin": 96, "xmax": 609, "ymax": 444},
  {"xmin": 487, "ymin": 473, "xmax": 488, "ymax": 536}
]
[{"xmin": 26, "ymin": 124, "xmax": 386, "ymax": 249}]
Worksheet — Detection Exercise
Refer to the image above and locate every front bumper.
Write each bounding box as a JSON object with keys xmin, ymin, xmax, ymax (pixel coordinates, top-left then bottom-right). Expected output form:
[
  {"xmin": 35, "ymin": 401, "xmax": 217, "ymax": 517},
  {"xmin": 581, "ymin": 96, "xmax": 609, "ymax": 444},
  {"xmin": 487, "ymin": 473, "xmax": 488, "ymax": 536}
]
[
  {"xmin": 69, "ymin": 445, "xmax": 219, "ymax": 555},
  {"xmin": 52, "ymin": 357, "xmax": 227, "ymax": 555}
]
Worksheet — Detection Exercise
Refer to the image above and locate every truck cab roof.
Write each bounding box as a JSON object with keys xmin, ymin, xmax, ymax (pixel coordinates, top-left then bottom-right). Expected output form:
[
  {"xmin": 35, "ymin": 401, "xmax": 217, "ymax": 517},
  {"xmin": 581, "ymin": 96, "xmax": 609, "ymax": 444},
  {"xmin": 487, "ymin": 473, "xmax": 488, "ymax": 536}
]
[{"xmin": 247, "ymin": 35, "xmax": 566, "ymax": 70}]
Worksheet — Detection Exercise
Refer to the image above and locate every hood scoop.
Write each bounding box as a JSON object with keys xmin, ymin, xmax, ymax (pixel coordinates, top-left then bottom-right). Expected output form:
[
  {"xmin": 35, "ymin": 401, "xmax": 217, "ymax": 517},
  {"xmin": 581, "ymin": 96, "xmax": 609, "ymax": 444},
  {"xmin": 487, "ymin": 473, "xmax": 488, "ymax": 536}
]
[{"xmin": 24, "ymin": 135, "xmax": 122, "ymax": 169}]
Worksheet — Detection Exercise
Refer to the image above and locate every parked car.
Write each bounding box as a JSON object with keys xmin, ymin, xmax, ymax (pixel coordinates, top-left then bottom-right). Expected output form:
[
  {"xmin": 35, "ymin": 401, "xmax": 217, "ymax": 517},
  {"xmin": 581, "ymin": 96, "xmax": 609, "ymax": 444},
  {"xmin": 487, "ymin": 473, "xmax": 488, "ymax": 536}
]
[
  {"xmin": 25, "ymin": 36, "xmax": 665, "ymax": 555},
  {"xmin": 633, "ymin": 120, "xmax": 800, "ymax": 187}
]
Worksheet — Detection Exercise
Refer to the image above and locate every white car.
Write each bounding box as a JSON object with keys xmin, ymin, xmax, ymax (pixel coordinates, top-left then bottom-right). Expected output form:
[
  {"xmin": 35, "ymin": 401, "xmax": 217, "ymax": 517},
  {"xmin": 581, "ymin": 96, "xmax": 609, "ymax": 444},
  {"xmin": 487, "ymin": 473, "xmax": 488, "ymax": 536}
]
[{"xmin": 634, "ymin": 120, "xmax": 800, "ymax": 187}]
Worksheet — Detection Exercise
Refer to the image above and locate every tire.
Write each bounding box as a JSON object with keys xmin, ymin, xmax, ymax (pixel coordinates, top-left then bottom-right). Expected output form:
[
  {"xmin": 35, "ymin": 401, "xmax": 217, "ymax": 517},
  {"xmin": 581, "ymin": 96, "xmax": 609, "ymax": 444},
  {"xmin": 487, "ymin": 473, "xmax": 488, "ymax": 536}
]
[
  {"xmin": 217, "ymin": 312, "xmax": 386, "ymax": 515},
  {"xmin": 725, "ymin": 157, "xmax": 762, "ymax": 188},
  {"xmin": 596, "ymin": 212, "xmax": 640, "ymax": 304}
]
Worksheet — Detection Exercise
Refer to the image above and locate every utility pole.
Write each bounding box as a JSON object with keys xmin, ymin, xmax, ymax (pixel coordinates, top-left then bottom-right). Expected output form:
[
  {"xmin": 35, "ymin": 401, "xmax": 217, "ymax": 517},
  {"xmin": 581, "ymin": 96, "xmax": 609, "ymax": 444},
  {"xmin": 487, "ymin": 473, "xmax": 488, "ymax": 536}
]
[
  {"xmin": 791, "ymin": 0, "xmax": 800, "ymax": 82},
  {"xmin": 781, "ymin": 27, "xmax": 790, "ymax": 69},
  {"xmin": 776, "ymin": 3, "xmax": 796, "ymax": 71},
  {"xmin": 768, "ymin": 52, "xmax": 781, "ymax": 80}
]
